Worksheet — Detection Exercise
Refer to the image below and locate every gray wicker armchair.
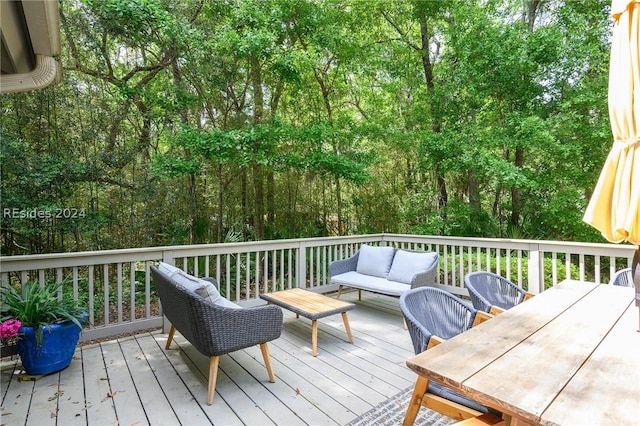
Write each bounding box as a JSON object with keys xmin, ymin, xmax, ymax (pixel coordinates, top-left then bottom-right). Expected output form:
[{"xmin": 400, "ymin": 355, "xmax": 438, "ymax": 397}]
[
  {"xmin": 151, "ymin": 266, "xmax": 283, "ymax": 404},
  {"xmin": 464, "ymin": 271, "xmax": 533, "ymax": 315},
  {"xmin": 611, "ymin": 268, "xmax": 633, "ymax": 287},
  {"xmin": 400, "ymin": 287, "xmax": 500, "ymax": 422}
]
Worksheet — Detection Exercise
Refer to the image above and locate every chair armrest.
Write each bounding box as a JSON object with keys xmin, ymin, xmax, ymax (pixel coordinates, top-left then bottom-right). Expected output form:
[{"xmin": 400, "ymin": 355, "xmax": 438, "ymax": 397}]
[
  {"xmin": 472, "ymin": 310, "xmax": 494, "ymax": 327},
  {"xmin": 488, "ymin": 306, "xmax": 506, "ymax": 316},
  {"xmin": 409, "ymin": 266, "xmax": 438, "ymax": 288},
  {"xmin": 329, "ymin": 252, "xmax": 360, "ymax": 277},
  {"xmin": 427, "ymin": 335, "xmax": 445, "ymax": 349}
]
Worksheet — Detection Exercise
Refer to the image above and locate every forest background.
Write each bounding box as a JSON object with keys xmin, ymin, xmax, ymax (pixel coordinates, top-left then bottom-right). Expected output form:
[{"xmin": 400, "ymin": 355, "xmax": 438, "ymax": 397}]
[{"xmin": 0, "ymin": 0, "xmax": 614, "ymax": 255}]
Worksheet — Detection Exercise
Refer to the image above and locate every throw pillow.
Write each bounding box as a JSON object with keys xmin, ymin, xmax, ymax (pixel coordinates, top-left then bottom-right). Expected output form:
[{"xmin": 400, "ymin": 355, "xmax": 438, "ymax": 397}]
[
  {"xmin": 170, "ymin": 268, "xmax": 208, "ymax": 294},
  {"xmin": 199, "ymin": 279, "xmax": 224, "ymax": 305},
  {"xmin": 387, "ymin": 250, "xmax": 438, "ymax": 284},
  {"xmin": 356, "ymin": 244, "xmax": 396, "ymax": 278}
]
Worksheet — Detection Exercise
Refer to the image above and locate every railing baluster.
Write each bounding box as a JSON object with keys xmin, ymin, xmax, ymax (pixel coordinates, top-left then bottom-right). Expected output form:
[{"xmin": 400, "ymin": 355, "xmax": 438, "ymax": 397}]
[
  {"xmin": 117, "ymin": 263, "xmax": 123, "ymax": 324},
  {"xmin": 88, "ymin": 265, "xmax": 95, "ymax": 327},
  {"xmin": 517, "ymin": 250, "xmax": 523, "ymax": 286},
  {"xmin": 103, "ymin": 264, "xmax": 109, "ymax": 326},
  {"xmin": 129, "ymin": 262, "xmax": 135, "ymax": 321},
  {"xmin": 73, "ymin": 267, "xmax": 79, "ymax": 304},
  {"xmin": 288, "ymin": 249, "xmax": 293, "ymax": 289},
  {"xmin": 443, "ymin": 245, "xmax": 449, "ymax": 286},
  {"xmin": 145, "ymin": 261, "xmax": 151, "ymax": 318}
]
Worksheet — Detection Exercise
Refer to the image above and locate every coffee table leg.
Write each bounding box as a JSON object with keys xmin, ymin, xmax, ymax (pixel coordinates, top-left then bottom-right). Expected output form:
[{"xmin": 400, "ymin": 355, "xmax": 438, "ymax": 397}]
[
  {"xmin": 342, "ymin": 312, "xmax": 353, "ymax": 344},
  {"xmin": 312, "ymin": 320, "xmax": 318, "ymax": 356}
]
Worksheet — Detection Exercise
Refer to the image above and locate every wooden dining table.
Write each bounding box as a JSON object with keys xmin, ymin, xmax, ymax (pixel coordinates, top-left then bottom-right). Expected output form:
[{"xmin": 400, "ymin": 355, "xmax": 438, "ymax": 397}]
[{"xmin": 404, "ymin": 280, "xmax": 640, "ymax": 426}]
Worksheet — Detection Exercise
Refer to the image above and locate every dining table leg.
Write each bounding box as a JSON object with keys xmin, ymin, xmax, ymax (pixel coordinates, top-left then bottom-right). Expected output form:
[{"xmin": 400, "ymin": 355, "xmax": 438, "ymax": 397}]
[{"xmin": 402, "ymin": 376, "xmax": 429, "ymax": 426}]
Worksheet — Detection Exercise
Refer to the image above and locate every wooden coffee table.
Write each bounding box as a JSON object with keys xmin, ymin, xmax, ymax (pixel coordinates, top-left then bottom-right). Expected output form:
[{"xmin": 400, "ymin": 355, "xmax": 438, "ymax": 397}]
[{"xmin": 260, "ymin": 288, "xmax": 355, "ymax": 356}]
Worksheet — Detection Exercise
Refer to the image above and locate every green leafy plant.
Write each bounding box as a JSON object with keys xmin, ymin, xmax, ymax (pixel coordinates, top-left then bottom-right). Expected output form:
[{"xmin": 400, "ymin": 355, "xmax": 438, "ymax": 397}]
[{"xmin": 0, "ymin": 282, "xmax": 86, "ymax": 346}]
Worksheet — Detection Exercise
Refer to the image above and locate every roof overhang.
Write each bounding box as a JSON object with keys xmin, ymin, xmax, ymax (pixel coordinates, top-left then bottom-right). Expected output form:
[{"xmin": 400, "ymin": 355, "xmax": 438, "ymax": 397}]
[{"xmin": 1, "ymin": 0, "xmax": 62, "ymax": 94}]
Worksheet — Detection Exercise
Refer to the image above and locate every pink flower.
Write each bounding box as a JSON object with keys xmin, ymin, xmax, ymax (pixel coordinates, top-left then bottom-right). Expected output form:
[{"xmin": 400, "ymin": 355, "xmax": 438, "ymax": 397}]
[{"xmin": 0, "ymin": 319, "xmax": 22, "ymax": 339}]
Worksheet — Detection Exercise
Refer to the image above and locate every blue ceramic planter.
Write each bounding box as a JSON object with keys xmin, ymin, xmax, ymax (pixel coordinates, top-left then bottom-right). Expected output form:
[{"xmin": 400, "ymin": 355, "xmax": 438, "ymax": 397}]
[{"xmin": 17, "ymin": 314, "xmax": 86, "ymax": 376}]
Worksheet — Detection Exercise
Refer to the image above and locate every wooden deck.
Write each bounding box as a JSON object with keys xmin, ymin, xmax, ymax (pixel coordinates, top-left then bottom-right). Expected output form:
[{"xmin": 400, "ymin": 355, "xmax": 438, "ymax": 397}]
[{"xmin": 0, "ymin": 291, "xmax": 422, "ymax": 426}]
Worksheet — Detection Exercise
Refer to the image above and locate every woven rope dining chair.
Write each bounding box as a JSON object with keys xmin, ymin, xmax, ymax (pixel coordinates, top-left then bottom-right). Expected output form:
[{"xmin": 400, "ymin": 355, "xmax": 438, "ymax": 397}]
[
  {"xmin": 464, "ymin": 271, "xmax": 533, "ymax": 315},
  {"xmin": 400, "ymin": 287, "xmax": 500, "ymax": 424},
  {"xmin": 611, "ymin": 268, "xmax": 633, "ymax": 287}
]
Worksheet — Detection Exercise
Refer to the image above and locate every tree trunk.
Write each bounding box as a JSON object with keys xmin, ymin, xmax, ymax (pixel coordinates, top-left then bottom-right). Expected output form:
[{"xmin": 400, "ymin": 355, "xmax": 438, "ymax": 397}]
[
  {"xmin": 241, "ymin": 169, "xmax": 249, "ymax": 241},
  {"xmin": 251, "ymin": 55, "xmax": 265, "ymax": 240},
  {"xmin": 469, "ymin": 171, "xmax": 480, "ymax": 210},
  {"xmin": 511, "ymin": 147, "xmax": 524, "ymax": 228},
  {"xmin": 510, "ymin": 0, "xmax": 540, "ymax": 230},
  {"xmin": 217, "ymin": 164, "xmax": 224, "ymax": 243},
  {"xmin": 419, "ymin": 19, "xmax": 448, "ymax": 218}
]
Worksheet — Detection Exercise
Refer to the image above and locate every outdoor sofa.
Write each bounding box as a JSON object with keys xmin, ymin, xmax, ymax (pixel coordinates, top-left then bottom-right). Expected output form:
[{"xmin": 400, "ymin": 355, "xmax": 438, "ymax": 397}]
[{"xmin": 329, "ymin": 244, "xmax": 439, "ymax": 300}]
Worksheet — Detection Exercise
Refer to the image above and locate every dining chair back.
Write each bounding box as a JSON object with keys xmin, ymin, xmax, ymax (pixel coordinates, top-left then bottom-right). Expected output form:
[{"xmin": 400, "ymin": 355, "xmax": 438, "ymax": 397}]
[
  {"xmin": 400, "ymin": 287, "xmax": 476, "ymax": 354},
  {"xmin": 611, "ymin": 268, "xmax": 633, "ymax": 287},
  {"xmin": 464, "ymin": 271, "xmax": 529, "ymax": 314}
]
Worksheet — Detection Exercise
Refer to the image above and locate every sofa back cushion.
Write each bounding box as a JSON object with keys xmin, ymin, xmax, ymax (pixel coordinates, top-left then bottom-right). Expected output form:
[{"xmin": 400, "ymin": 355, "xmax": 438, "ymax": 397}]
[
  {"xmin": 158, "ymin": 261, "xmax": 231, "ymax": 307},
  {"xmin": 387, "ymin": 250, "xmax": 438, "ymax": 284},
  {"xmin": 356, "ymin": 244, "xmax": 396, "ymax": 278}
]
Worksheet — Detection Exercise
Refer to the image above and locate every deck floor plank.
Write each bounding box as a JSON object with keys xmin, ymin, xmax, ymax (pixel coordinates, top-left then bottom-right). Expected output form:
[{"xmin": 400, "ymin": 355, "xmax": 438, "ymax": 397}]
[
  {"xmin": 23, "ymin": 368, "xmax": 59, "ymax": 426},
  {"xmin": 173, "ymin": 335, "xmax": 277, "ymax": 425},
  {"xmin": 104, "ymin": 337, "xmax": 154, "ymax": 425},
  {"xmin": 1, "ymin": 292, "xmax": 422, "ymax": 426},
  {"xmin": 0, "ymin": 362, "xmax": 34, "ymax": 424},
  {"xmin": 56, "ymin": 348, "xmax": 88, "ymax": 426},
  {"xmin": 157, "ymin": 334, "xmax": 243, "ymax": 425},
  {"xmin": 80, "ymin": 344, "xmax": 118, "ymax": 425},
  {"xmin": 0, "ymin": 364, "xmax": 17, "ymax": 410},
  {"xmin": 228, "ymin": 348, "xmax": 339, "ymax": 426},
  {"xmin": 218, "ymin": 347, "xmax": 306, "ymax": 426},
  {"xmin": 135, "ymin": 333, "xmax": 213, "ymax": 426}
]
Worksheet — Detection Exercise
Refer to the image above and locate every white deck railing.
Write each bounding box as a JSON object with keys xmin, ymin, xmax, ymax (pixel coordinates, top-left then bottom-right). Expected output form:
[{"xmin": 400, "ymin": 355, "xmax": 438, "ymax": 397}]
[{"xmin": 0, "ymin": 234, "xmax": 636, "ymax": 342}]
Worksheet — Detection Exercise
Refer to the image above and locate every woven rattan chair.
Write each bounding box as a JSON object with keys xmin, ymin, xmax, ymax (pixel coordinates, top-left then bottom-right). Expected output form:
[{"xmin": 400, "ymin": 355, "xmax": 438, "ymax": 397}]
[
  {"xmin": 400, "ymin": 287, "xmax": 499, "ymax": 423},
  {"xmin": 611, "ymin": 268, "xmax": 633, "ymax": 287},
  {"xmin": 151, "ymin": 266, "xmax": 283, "ymax": 404},
  {"xmin": 464, "ymin": 271, "xmax": 533, "ymax": 315}
]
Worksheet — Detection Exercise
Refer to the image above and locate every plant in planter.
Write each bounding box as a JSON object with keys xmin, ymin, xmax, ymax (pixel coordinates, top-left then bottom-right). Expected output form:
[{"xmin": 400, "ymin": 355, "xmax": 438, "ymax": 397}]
[{"xmin": 0, "ymin": 281, "xmax": 87, "ymax": 375}]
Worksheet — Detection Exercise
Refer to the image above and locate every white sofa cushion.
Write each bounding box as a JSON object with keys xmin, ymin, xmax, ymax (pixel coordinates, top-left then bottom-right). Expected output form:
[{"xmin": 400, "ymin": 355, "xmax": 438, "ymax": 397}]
[
  {"xmin": 356, "ymin": 244, "xmax": 396, "ymax": 278},
  {"xmin": 332, "ymin": 271, "xmax": 410, "ymax": 297},
  {"xmin": 387, "ymin": 250, "xmax": 438, "ymax": 284}
]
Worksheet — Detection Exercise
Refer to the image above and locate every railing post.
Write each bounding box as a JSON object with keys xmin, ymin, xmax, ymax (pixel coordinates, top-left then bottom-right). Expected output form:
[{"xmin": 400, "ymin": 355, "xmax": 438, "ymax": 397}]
[
  {"xmin": 162, "ymin": 250, "xmax": 175, "ymax": 265},
  {"xmin": 528, "ymin": 243, "xmax": 544, "ymax": 294}
]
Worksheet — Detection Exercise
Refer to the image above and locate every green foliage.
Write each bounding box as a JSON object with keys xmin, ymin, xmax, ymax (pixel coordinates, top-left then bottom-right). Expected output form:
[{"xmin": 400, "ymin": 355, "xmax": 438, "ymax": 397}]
[
  {"xmin": 0, "ymin": 0, "xmax": 615, "ymax": 249},
  {"xmin": 440, "ymin": 251, "xmax": 582, "ymax": 291},
  {"xmin": 0, "ymin": 282, "xmax": 86, "ymax": 345}
]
